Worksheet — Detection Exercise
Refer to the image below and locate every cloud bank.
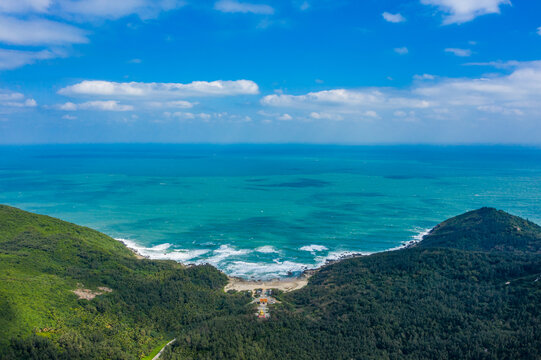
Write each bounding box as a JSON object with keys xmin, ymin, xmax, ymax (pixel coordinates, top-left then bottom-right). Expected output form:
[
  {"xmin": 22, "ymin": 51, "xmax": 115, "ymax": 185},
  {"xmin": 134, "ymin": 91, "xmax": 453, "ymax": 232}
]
[
  {"xmin": 59, "ymin": 80, "xmax": 260, "ymax": 98},
  {"xmin": 261, "ymin": 61, "xmax": 541, "ymax": 123}
]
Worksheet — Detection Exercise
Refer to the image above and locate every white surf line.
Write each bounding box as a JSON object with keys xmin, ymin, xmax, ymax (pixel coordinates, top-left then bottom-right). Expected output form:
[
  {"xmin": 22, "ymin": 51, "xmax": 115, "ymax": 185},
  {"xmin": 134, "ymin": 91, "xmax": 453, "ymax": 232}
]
[{"xmin": 152, "ymin": 339, "xmax": 176, "ymax": 360}]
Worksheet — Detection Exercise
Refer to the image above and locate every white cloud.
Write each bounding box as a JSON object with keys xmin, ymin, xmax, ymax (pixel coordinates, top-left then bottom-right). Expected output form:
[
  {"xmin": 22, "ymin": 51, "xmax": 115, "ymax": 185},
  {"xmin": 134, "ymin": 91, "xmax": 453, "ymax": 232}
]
[
  {"xmin": 166, "ymin": 111, "xmax": 212, "ymax": 120},
  {"xmin": 0, "ymin": 16, "xmax": 88, "ymax": 46},
  {"xmin": 262, "ymin": 89, "xmax": 385, "ymax": 107},
  {"xmin": 537, "ymin": 26, "xmax": 541, "ymax": 36},
  {"xmin": 59, "ymin": 100, "xmax": 133, "ymax": 111},
  {"xmin": 445, "ymin": 48, "xmax": 472, "ymax": 57},
  {"xmin": 0, "ymin": 0, "xmax": 186, "ymax": 19},
  {"xmin": 0, "ymin": 0, "xmax": 51, "ymax": 14},
  {"xmin": 300, "ymin": 1, "xmax": 310, "ymax": 11},
  {"xmin": 310, "ymin": 112, "xmax": 343, "ymax": 121},
  {"xmin": 0, "ymin": 1, "xmax": 186, "ymax": 70},
  {"xmin": 62, "ymin": 114, "xmax": 77, "ymax": 119},
  {"xmin": 214, "ymin": 0, "xmax": 274, "ymax": 15},
  {"xmin": 382, "ymin": 12, "xmax": 406, "ymax": 23},
  {"xmin": 58, "ymin": 80, "xmax": 260, "ymax": 98},
  {"xmin": 414, "ymin": 74, "xmax": 436, "ymax": 80},
  {"xmin": 261, "ymin": 61, "xmax": 541, "ymax": 123},
  {"xmin": 477, "ymin": 105, "xmax": 523, "ymax": 116},
  {"xmin": 58, "ymin": 0, "xmax": 186, "ymax": 20},
  {"xmin": 0, "ymin": 89, "xmax": 37, "ymax": 108},
  {"xmin": 277, "ymin": 113, "xmax": 292, "ymax": 121},
  {"xmin": 25, "ymin": 99, "xmax": 38, "ymax": 107},
  {"xmin": 0, "ymin": 49, "xmax": 64, "ymax": 70},
  {"xmin": 421, "ymin": 0, "xmax": 511, "ymax": 25},
  {"xmin": 464, "ymin": 60, "xmax": 520, "ymax": 69},
  {"xmin": 148, "ymin": 100, "xmax": 195, "ymax": 109},
  {"xmin": 394, "ymin": 47, "xmax": 409, "ymax": 55}
]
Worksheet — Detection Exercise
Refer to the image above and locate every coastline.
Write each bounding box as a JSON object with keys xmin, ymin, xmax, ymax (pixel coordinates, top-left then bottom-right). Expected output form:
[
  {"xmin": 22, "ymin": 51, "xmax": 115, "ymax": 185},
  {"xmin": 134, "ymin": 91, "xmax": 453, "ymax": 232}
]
[{"xmin": 118, "ymin": 227, "xmax": 433, "ymax": 292}]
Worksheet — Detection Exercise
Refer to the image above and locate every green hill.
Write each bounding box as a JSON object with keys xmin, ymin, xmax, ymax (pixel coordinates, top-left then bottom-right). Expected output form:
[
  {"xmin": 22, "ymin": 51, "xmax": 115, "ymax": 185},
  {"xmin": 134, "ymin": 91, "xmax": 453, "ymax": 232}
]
[
  {"xmin": 0, "ymin": 205, "xmax": 250, "ymax": 359},
  {"xmin": 165, "ymin": 208, "xmax": 541, "ymax": 359},
  {"xmin": 1, "ymin": 205, "xmax": 540, "ymax": 359},
  {"xmin": 418, "ymin": 207, "xmax": 541, "ymax": 253}
]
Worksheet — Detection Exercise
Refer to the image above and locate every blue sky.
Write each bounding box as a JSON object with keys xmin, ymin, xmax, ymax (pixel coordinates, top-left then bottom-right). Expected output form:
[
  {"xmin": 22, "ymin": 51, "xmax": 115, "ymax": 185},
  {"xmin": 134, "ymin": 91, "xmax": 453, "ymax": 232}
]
[{"xmin": 1, "ymin": 0, "xmax": 540, "ymax": 144}]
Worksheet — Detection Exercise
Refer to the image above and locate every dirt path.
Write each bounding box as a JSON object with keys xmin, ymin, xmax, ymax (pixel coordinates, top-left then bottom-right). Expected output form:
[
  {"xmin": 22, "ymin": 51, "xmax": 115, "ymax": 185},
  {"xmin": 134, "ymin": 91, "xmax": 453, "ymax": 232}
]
[{"xmin": 152, "ymin": 339, "xmax": 176, "ymax": 360}]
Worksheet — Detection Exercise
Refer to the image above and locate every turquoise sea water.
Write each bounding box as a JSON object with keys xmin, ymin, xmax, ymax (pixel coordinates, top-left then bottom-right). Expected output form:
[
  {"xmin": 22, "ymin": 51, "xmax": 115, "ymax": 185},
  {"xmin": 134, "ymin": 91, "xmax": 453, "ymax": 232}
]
[{"xmin": 1, "ymin": 145, "xmax": 540, "ymax": 279}]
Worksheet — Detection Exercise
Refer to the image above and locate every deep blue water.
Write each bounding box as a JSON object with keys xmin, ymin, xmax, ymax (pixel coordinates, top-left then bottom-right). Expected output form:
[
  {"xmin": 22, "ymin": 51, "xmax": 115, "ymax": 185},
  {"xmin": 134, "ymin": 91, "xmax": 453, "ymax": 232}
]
[{"xmin": 1, "ymin": 145, "xmax": 540, "ymax": 279}]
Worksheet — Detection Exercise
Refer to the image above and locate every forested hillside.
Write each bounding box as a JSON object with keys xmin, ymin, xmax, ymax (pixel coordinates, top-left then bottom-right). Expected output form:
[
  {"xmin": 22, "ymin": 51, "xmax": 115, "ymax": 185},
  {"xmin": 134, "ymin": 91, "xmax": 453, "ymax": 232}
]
[
  {"xmin": 0, "ymin": 205, "xmax": 251, "ymax": 359},
  {"xmin": 1, "ymin": 205, "xmax": 540, "ymax": 359},
  {"xmin": 419, "ymin": 207, "xmax": 541, "ymax": 253},
  {"xmin": 165, "ymin": 208, "xmax": 541, "ymax": 359}
]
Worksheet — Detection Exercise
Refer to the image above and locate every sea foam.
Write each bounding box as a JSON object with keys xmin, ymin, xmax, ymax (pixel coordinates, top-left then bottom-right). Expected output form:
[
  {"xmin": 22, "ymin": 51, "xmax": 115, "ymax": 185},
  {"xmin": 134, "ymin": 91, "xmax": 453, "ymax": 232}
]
[
  {"xmin": 116, "ymin": 238, "xmax": 209, "ymax": 261},
  {"xmin": 299, "ymin": 244, "xmax": 328, "ymax": 252},
  {"xmin": 255, "ymin": 245, "xmax": 279, "ymax": 254}
]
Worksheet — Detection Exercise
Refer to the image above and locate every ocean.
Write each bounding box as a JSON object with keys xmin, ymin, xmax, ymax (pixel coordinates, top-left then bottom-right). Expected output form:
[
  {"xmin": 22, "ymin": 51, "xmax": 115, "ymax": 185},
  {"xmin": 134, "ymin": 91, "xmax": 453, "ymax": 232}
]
[{"xmin": 1, "ymin": 144, "xmax": 540, "ymax": 279}]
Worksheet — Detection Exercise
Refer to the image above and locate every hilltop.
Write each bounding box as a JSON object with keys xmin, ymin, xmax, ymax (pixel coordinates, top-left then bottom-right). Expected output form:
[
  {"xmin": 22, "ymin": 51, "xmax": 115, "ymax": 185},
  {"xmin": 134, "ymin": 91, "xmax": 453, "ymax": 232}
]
[{"xmin": 418, "ymin": 207, "xmax": 541, "ymax": 253}]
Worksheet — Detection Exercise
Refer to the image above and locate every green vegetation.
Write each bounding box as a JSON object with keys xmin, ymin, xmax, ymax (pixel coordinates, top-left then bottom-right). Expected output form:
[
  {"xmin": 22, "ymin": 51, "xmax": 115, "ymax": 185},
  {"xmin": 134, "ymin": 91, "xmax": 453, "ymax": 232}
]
[
  {"xmin": 0, "ymin": 205, "xmax": 251, "ymax": 359},
  {"xmin": 1, "ymin": 205, "xmax": 540, "ymax": 359},
  {"xmin": 141, "ymin": 340, "xmax": 174, "ymax": 360},
  {"xmin": 165, "ymin": 207, "xmax": 541, "ymax": 359},
  {"xmin": 419, "ymin": 207, "xmax": 541, "ymax": 253}
]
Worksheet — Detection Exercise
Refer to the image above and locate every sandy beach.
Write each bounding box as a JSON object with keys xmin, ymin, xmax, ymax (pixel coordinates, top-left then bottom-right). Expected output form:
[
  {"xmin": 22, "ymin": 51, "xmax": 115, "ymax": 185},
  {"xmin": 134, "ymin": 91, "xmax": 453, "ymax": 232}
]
[{"xmin": 224, "ymin": 275, "xmax": 311, "ymax": 293}]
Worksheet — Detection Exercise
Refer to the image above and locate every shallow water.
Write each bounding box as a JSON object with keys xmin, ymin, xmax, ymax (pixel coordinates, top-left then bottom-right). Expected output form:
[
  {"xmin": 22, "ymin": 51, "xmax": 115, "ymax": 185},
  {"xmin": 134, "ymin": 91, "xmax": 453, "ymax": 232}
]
[{"xmin": 1, "ymin": 145, "xmax": 540, "ymax": 279}]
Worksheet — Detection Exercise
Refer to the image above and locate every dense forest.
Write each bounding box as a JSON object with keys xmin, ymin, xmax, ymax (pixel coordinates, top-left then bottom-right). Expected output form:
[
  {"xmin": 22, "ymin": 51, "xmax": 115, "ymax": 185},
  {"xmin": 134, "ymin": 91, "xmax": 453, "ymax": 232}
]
[
  {"xmin": 1, "ymin": 205, "xmax": 540, "ymax": 359},
  {"xmin": 163, "ymin": 208, "xmax": 541, "ymax": 359},
  {"xmin": 0, "ymin": 205, "xmax": 252, "ymax": 359}
]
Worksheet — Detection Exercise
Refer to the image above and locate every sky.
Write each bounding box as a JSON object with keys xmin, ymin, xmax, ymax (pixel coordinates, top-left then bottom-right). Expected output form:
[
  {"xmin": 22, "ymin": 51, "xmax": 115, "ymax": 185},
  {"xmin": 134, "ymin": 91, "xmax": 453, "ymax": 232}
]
[{"xmin": 0, "ymin": 0, "xmax": 540, "ymax": 144}]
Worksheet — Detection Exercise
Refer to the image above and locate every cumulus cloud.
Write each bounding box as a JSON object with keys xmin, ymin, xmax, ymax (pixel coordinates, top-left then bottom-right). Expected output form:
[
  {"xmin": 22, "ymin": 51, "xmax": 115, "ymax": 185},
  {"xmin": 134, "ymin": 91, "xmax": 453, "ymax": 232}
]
[
  {"xmin": 214, "ymin": 0, "xmax": 274, "ymax": 15},
  {"xmin": 421, "ymin": 0, "xmax": 511, "ymax": 24},
  {"xmin": 0, "ymin": 89, "xmax": 37, "ymax": 108},
  {"xmin": 59, "ymin": 100, "xmax": 134, "ymax": 111},
  {"xmin": 445, "ymin": 48, "xmax": 472, "ymax": 57},
  {"xmin": 261, "ymin": 61, "xmax": 541, "ymax": 122},
  {"xmin": 382, "ymin": 12, "xmax": 406, "ymax": 23},
  {"xmin": 58, "ymin": 80, "xmax": 260, "ymax": 98},
  {"xmin": 0, "ymin": 16, "xmax": 88, "ymax": 46}
]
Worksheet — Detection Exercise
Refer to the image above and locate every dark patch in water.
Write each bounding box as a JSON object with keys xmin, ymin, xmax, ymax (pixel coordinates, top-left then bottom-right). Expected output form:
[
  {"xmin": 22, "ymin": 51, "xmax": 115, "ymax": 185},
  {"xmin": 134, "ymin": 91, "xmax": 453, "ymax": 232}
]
[
  {"xmin": 258, "ymin": 178, "xmax": 331, "ymax": 188},
  {"xmin": 384, "ymin": 175, "xmax": 436, "ymax": 180},
  {"xmin": 244, "ymin": 187, "xmax": 272, "ymax": 192},
  {"xmin": 245, "ymin": 178, "xmax": 267, "ymax": 183}
]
